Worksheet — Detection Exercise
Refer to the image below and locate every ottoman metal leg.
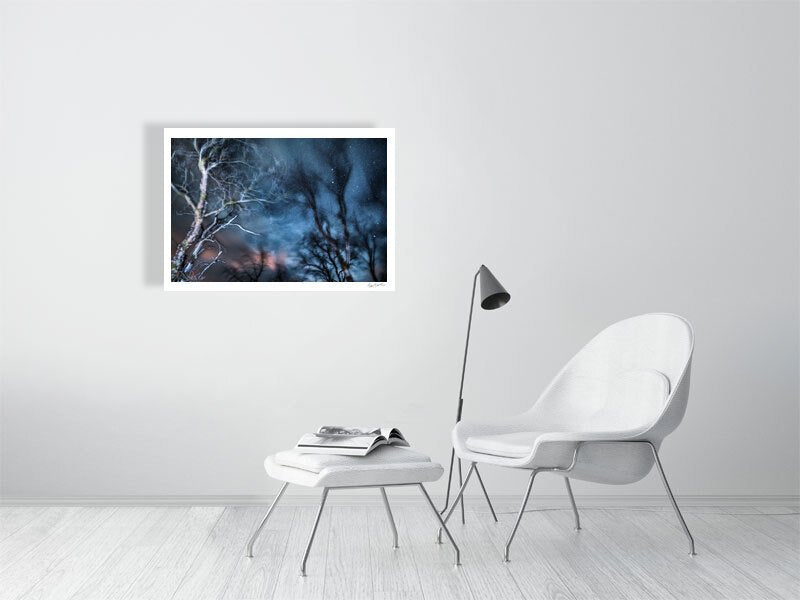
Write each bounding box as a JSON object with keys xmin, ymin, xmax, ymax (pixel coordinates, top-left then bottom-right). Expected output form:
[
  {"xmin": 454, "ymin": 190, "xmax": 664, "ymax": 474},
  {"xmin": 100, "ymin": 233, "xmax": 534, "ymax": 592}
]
[
  {"xmin": 246, "ymin": 481, "xmax": 289, "ymax": 557},
  {"xmin": 418, "ymin": 484, "xmax": 461, "ymax": 567},
  {"xmin": 380, "ymin": 487, "xmax": 399, "ymax": 549},
  {"xmin": 301, "ymin": 487, "xmax": 329, "ymax": 577}
]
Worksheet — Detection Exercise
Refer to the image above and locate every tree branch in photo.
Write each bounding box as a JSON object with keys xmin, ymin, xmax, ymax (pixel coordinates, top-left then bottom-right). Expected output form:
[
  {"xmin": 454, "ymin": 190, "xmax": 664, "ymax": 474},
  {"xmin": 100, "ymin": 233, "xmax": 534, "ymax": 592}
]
[{"xmin": 169, "ymin": 138, "xmax": 284, "ymax": 281}]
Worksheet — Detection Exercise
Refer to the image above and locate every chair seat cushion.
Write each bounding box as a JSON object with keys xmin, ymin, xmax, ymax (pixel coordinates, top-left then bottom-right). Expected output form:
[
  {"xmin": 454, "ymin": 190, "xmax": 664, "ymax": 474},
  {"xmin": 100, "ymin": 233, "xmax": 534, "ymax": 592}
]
[
  {"xmin": 465, "ymin": 432, "xmax": 542, "ymax": 458},
  {"xmin": 265, "ymin": 445, "xmax": 444, "ymax": 488}
]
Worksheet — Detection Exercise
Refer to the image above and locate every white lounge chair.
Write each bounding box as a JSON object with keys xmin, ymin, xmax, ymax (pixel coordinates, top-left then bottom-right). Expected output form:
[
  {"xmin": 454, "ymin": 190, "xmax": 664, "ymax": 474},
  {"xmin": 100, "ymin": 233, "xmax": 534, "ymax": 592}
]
[{"xmin": 439, "ymin": 313, "xmax": 697, "ymax": 561}]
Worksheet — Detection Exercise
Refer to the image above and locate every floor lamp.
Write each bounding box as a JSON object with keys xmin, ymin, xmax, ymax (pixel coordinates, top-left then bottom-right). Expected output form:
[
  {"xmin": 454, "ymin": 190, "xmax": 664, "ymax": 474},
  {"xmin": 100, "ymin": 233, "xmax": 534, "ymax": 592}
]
[{"xmin": 440, "ymin": 264, "xmax": 510, "ymax": 524}]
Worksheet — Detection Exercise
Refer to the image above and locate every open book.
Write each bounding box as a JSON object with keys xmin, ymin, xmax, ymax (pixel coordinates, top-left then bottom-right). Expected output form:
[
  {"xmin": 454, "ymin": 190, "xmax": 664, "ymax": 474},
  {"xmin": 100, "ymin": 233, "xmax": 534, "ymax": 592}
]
[{"xmin": 294, "ymin": 426, "xmax": 410, "ymax": 456}]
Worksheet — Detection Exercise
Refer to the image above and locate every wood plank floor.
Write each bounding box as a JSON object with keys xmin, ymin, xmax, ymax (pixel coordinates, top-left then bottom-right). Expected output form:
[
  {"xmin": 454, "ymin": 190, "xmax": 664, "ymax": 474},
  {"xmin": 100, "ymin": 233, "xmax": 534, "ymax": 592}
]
[{"xmin": 0, "ymin": 503, "xmax": 797, "ymax": 600}]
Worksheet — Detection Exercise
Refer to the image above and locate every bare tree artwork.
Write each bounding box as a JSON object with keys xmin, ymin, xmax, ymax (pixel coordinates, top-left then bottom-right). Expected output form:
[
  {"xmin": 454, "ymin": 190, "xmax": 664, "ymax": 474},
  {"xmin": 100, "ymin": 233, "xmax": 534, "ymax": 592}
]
[
  {"xmin": 170, "ymin": 139, "xmax": 284, "ymax": 281},
  {"xmin": 168, "ymin": 134, "xmax": 389, "ymax": 285}
]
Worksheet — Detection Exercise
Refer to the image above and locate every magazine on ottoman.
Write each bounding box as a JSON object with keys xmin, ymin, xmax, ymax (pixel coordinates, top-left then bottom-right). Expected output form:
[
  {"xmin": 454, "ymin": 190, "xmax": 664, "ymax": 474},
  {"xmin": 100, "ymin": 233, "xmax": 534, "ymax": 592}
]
[{"xmin": 294, "ymin": 426, "xmax": 410, "ymax": 456}]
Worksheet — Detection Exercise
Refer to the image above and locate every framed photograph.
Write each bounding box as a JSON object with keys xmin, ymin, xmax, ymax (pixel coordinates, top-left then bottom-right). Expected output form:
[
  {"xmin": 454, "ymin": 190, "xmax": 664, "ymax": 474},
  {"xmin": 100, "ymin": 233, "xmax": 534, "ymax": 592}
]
[{"xmin": 164, "ymin": 128, "xmax": 394, "ymax": 291}]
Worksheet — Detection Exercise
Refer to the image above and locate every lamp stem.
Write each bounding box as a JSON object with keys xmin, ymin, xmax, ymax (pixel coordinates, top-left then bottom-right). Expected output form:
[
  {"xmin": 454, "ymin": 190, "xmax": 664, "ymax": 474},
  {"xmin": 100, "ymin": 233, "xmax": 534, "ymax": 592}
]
[
  {"xmin": 441, "ymin": 269, "xmax": 481, "ymax": 515},
  {"xmin": 456, "ymin": 269, "xmax": 480, "ymax": 422}
]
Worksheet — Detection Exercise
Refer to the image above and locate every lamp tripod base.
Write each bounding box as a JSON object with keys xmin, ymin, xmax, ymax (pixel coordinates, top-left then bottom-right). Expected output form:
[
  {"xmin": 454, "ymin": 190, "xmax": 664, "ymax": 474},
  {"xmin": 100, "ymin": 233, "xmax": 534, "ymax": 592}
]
[{"xmin": 439, "ymin": 448, "xmax": 498, "ymax": 524}]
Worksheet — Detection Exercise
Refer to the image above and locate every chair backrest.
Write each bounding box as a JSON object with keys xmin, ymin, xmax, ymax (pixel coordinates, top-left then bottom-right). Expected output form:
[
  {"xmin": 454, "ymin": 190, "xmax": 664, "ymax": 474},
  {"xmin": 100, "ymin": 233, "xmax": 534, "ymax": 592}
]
[{"xmin": 528, "ymin": 313, "xmax": 694, "ymax": 443}]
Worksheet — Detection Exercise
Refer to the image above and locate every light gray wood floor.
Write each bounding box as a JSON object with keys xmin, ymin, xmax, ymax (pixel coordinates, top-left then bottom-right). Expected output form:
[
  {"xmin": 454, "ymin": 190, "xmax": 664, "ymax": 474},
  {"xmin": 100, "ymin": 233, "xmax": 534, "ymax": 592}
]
[{"xmin": 0, "ymin": 503, "xmax": 797, "ymax": 600}]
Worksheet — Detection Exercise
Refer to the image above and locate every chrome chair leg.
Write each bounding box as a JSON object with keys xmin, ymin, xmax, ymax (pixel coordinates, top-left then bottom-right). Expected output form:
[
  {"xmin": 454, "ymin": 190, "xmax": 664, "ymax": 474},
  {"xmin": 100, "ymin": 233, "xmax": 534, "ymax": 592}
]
[
  {"xmin": 300, "ymin": 488, "xmax": 329, "ymax": 576},
  {"xmin": 474, "ymin": 466, "xmax": 498, "ymax": 522},
  {"xmin": 440, "ymin": 457, "xmax": 496, "ymax": 524},
  {"xmin": 419, "ymin": 484, "xmax": 461, "ymax": 566},
  {"xmin": 380, "ymin": 487, "xmax": 399, "ymax": 549},
  {"xmin": 437, "ymin": 462, "xmax": 476, "ymax": 543},
  {"xmin": 564, "ymin": 477, "xmax": 581, "ymax": 530},
  {"xmin": 457, "ymin": 458, "xmax": 465, "ymax": 524},
  {"xmin": 504, "ymin": 470, "xmax": 538, "ymax": 562},
  {"xmin": 245, "ymin": 481, "xmax": 289, "ymax": 557},
  {"xmin": 648, "ymin": 442, "xmax": 696, "ymax": 556}
]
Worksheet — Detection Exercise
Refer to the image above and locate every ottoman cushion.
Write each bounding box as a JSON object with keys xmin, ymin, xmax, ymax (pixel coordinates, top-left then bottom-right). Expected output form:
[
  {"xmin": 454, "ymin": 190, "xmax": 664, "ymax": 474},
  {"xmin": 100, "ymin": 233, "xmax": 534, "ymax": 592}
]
[{"xmin": 265, "ymin": 445, "xmax": 444, "ymax": 488}]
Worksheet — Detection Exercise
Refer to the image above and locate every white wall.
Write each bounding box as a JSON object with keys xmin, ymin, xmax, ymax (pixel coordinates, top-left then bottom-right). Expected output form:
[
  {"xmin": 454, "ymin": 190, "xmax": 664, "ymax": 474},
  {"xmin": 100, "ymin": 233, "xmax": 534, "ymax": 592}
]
[{"xmin": 1, "ymin": 0, "xmax": 797, "ymax": 500}]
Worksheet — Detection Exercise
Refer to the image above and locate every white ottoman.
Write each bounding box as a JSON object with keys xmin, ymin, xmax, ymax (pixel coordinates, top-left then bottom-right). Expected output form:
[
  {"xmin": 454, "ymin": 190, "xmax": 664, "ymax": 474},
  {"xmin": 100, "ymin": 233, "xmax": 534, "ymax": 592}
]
[{"xmin": 245, "ymin": 446, "xmax": 461, "ymax": 575}]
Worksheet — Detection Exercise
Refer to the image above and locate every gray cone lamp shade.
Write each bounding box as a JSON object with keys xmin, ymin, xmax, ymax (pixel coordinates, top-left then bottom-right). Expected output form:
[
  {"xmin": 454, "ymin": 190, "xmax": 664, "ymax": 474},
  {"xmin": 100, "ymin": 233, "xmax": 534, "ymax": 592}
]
[{"xmin": 479, "ymin": 264, "xmax": 511, "ymax": 310}]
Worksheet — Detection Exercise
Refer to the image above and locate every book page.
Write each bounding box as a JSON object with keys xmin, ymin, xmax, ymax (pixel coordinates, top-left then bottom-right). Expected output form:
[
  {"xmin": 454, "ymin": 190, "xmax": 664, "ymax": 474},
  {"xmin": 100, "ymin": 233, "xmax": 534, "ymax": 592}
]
[{"xmin": 316, "ymin": 425, "xmax": 381, "ymax": 437}]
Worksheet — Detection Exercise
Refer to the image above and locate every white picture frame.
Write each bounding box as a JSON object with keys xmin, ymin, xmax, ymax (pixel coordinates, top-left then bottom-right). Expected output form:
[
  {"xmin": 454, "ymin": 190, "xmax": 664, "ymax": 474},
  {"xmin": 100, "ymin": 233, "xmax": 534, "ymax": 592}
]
[{"xmin": 164, "ymin": 127, "xmax": 395, "ymax": 291}]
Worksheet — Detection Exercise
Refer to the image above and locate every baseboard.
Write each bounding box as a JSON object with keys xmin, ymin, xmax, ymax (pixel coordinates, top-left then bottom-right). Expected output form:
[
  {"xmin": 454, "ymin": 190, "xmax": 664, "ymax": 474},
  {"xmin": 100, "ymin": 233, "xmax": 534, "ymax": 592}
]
[{"xmin": 1, "ymin": 494, "xmax": 797, "ymax": 507}]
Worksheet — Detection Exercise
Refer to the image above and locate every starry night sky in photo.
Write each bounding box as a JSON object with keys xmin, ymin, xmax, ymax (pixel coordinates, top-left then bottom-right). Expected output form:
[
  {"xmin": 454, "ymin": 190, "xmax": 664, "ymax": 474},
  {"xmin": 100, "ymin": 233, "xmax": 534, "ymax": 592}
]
[{"xmin": 170, "ymin": 138, "xmax": 388, "ymax": 283}]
